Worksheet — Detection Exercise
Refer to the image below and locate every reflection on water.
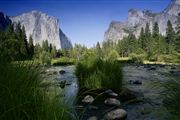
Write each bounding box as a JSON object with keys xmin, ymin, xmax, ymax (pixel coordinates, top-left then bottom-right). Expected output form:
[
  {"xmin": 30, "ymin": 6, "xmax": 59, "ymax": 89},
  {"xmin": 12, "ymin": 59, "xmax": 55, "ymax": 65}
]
[{"xmin": 46, "ymin": 65, "xmax": 78, "ymax": 106}]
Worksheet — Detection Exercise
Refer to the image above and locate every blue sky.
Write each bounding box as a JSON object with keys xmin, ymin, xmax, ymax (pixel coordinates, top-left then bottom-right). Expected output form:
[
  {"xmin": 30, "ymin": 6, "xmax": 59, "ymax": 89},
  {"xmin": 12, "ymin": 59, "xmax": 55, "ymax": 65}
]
[{"xmin": 0, "ymin": 0, "xmax": 171, "ymax": 47}]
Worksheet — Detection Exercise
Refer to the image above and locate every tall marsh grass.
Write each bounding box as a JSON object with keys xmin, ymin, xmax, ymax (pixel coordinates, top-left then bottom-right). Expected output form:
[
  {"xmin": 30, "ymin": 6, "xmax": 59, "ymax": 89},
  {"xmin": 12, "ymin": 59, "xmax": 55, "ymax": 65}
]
[
  {"xmin": 75, "ymin": 59, "xmax": 123, "ymax": 91},
  {"xmin": 0, "ymin": 60, "xmax": 70, "ymax": 120},
  {"xmin": 153, "ymin": 74, "xmax": 180, "ymax": 120}
]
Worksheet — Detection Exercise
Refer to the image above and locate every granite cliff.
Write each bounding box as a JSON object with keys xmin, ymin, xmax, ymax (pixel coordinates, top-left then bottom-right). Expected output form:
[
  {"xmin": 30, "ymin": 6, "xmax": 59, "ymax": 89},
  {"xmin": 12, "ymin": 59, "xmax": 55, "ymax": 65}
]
[{"xmin": 104, "ymin": 0, "xmax": 180, "ymax": 42}]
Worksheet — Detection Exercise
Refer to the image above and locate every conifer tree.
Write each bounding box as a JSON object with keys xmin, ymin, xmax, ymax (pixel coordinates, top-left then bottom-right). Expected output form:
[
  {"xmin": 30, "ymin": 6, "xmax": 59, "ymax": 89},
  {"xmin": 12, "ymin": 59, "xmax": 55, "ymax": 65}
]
[
  {"xmin": 96, "ymin": 42, "xmax": 102, "ymax": 59},
  {"xmin": 28, "ymin": 35, "xmax": 34, "ymax": 59},
  {"xmin": 139, "ymin": 27, "xmax": 145, "ymax": 49},
  {"xmin": 166, "ymin": 20, "xmax": 175, "ymax": 53}
]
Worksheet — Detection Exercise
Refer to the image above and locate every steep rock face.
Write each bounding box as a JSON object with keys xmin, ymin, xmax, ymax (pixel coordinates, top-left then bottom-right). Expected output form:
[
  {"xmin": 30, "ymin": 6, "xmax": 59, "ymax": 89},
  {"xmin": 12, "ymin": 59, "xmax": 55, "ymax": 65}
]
[
  {"xmin": 104, "ymin": 0, "xmax": 180, "ymax": 42},
  {"xmin": 10, "ymin": 10, "xmax": 72, "ymax": 49},
  {"xmin": 0, "ymin": 12, "xmax": 11, "ymax": 31}
]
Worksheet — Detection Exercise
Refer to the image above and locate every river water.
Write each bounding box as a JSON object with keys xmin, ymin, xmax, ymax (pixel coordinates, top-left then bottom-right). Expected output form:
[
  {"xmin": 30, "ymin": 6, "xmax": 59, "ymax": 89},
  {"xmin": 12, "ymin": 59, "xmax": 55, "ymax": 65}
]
[
  {"xmin": 44, "ymin": 64, "xmax": 179, "ymax": 120},
  {"xmin": 45, "ymin": 65, "xmax": 78, "ymax": 105}
]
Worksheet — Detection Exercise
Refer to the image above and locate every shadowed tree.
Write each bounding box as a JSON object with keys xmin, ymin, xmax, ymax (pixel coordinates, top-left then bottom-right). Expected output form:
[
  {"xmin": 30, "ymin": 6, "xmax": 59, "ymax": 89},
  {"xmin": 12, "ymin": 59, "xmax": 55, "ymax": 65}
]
[
  {"xmin": 28, "ymin": 35, "xmax": 34, "ymax": 59},
  {"xmin": 166, "ymin": 20, "xmax": 175, "ymax": 53}
]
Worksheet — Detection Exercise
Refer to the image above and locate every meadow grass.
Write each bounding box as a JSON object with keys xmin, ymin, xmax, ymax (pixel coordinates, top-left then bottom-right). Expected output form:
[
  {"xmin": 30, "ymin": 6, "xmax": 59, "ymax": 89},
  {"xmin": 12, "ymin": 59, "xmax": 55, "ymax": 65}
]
[
  {"xmin": 0, "ymin": 59, "xmax": 73, "ymax": 120},
  {"xmin": 75, "ymin": 59, "xmax": 123, "ymax": 92},
  {"xmin": 51, "ymin": 57, "xmax": 76, "ymax": 66}
]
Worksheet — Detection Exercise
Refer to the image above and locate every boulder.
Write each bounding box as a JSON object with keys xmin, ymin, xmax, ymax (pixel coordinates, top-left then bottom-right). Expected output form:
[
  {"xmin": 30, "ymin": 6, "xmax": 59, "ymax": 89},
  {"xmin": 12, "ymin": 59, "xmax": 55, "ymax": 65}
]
[
  {"xmin": 82, "ymin": 95, "xmax": 94, "ymax": 104},
  {"xmin": 104, "ymin": 98, "xmax": 120, "ymax": 106},
  {"xmin": 104, "ymin": 109, "xmax": 127, "ymax": 120},
  {"xmin": 88, "ymin": 105, "xmax": 99, "ymax": 110},
  {"xmin": 87, "ymin": 116, "xmax": 98, "ymax": 120},
  {"xmin": 59, "ymin": 70, "xmax": 66, "ymax": 74},
  {"xmin": 104, "ymin": 89, "xmax": 118, "ymax": 97}
]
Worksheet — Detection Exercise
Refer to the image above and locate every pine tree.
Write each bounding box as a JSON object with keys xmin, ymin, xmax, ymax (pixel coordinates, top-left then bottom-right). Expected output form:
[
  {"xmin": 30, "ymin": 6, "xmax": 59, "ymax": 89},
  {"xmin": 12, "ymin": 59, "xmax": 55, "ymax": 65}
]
[
  {"xmin": 96, "ymin": 42, "xmax": 102, "ymax": 59},
  {"xmin": 139, "ymin": 27, "xmax": 145, "ymax": 49},
  {"xmin": 22, "ymin": 26, "xmax": 29, "ymax": 56},
  {"xmin": 127, "ymin": 33, "xmax": 137, "ymax": 55},
  {"xmin": 175, "ymin": 13, "xmax": 180, "ymax": 52},
  {"xmin": 28, "ymin": 35, "xmax": 34, "ymax": 59},
  {"xmin": 15, "ymin": 23, "xmax": 28, "ymax": 60},
  {"xmin": 144, "ymin": 23, "xmax": 151, "ymax": 51},
  {"xmin": 51, "ymin": 45, "xmax": 57, "ymax": 58},
  {"xmin": 152, "ymin": 22, "xmax": 159, "ymax": 39},
  {"xmin": 49, "ymin": 43, "xmax": 52, "ymax": 53},
  {"xmin": 42, "ymin": 40, "xmax": 49, "ymax": 52},
  {"xmin": 166, "ymin": 20, "xmax": 175, "ymax": 53}
]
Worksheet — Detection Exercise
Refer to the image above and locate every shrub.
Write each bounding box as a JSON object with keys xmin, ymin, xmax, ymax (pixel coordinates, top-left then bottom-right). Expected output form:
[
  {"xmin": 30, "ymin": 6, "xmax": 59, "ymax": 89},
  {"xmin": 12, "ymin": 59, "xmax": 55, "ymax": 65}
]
[
  {"xmin": 130, "ymin": 53, "xmax": 146, "ymax": 63},
  {"xmin": 39, "ymin": 51, "xmax": 52, "ymax": 65},
  {"xmin": 75, "ymin": 59, "xmax": 123, "ymax": 91},
  {"xmin": 105, "ymin": 49, "xmax": 119, "ymax": 61}
]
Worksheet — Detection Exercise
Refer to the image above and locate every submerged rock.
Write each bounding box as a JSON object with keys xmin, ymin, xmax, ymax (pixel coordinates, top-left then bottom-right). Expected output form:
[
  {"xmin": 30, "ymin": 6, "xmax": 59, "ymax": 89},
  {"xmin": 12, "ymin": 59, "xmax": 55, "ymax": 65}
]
[
  {"xmin": 59, "ymin": 70, "xmax": 66, "ymax": 74},
  {"xmin": 104, "ymin": 109, "xmax": 127, "ymax": 120},
  {"xmin": 82, "ymin": 95, "xmax": 94, "ymax": 104},
  {"xmin": 129, "ymin": 80, "xmax": 142, "ymax": 85},
  {"xmin": 104, "ymin": 98, "xmax": 120, "ymax": 106},
  {"xmin": 58, "ymin": 81, "xmax": 66, "ymax": 89},
  {"xmin": 148, "ymin": 66, "xmax": 156, "ymax": 70},
  {"xmin": 88, "ymin": 105, "xmax": 99, "ymax": 110}
]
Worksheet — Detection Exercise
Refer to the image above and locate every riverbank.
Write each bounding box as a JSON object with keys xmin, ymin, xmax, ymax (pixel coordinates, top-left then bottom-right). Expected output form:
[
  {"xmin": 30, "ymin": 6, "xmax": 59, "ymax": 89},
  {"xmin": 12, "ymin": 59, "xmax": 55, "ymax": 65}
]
[{"xmin": 74, "ymin": 63, "xmax": 179, "ymax": 120}]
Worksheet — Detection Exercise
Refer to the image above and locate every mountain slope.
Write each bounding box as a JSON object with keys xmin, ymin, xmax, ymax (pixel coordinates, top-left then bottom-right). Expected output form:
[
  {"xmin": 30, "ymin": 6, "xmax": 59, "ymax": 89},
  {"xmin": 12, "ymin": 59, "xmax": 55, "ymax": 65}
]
[
  {"xmin": 10, "ymin": 10, "xmax": 72, "ymax": 49},
  {"xmin": 104, "ymin": 0, "xmax": 180, "ymax": 42}
]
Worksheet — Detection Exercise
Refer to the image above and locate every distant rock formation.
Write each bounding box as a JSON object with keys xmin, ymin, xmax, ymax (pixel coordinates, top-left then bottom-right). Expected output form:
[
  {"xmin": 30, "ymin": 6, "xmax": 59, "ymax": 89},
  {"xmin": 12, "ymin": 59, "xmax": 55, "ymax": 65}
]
[
  {"xmin": 104, "ymin": 0, "xmax": 180, "ymax": 42},
  {"xmin": 8, "ymin": 10, "xmax": 72, "ymax": 49}
]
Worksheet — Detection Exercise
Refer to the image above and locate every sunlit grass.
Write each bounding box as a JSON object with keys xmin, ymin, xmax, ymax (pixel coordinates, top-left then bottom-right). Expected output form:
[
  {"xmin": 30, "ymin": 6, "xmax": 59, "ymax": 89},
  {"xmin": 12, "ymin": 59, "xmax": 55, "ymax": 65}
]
[{"xmin": 75, "ymin": 59, "xmax": 123, "ymax": 92}]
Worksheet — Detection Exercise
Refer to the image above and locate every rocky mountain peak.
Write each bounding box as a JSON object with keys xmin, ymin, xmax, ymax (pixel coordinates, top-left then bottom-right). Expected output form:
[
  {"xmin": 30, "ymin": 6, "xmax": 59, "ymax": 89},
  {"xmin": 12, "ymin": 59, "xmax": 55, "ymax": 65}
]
[
  {"xmin": 164, "ymin": 0, "xmax": 180, "ymax": 15},
  {"xmin": 104, "ymin": 0, "xmax": 180, "ymax": 42},
  {"xmin": 9, "ymin": 10, "xmax": 72, "ymax": 49}
]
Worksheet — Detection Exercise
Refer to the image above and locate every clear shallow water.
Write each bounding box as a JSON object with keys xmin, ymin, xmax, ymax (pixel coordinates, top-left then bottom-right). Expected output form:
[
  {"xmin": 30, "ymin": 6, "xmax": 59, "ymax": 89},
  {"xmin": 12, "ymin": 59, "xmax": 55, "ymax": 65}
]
[{"xmin": 46, "ymin": 65, "xmax": 78, "ymax": 105}]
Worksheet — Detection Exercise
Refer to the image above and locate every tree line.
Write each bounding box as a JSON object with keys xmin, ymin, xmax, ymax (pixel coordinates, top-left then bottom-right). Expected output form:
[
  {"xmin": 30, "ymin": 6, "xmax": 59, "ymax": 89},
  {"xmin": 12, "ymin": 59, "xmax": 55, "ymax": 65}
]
[{"xmin": 0, "ymin": 22, "xmax": 58, "ymax": 62}]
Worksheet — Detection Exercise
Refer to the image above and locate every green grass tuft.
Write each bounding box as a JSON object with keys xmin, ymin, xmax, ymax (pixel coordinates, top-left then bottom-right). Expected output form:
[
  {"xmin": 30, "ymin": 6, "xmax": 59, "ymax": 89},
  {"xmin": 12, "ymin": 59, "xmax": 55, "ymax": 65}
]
[
  {"xmin": 75, "ymin": 59, "xmax": 123, "ymax": 92},
  {"xmin": 0, "ymin": 60, "xmax": 72, "ymax": 120}
]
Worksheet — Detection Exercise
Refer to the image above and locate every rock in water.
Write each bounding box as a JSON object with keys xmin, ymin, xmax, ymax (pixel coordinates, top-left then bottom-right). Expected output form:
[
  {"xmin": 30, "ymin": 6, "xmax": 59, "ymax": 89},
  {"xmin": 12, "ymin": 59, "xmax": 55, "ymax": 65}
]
[
  {"xmin": 104, "ymin": 109, "xmax": 127, "ymax": 120},
  {"xmin": 104, "ymin": 0, "xmax": 180, "ymax": 42},
  {"xmin": 82, "ymin": 95, "xmax": 94, "ymax": 104},
  {"xmin": 59, "ymin": 70, "xmax": 66, "ymax": 74},
  {"xmin": 104, "ymin": 89, "xmax": 118, "ymax": 97},
  {"xmin": 10, "ymin": 10, "xmax": 72, "ymax": 49},
  {"xmin": 87, "ymin": 116, "xmax": 98, "ymax": 120},
  {"xmin": 104, "ymin": 98, "xmax": 120, "ymax": 106}
]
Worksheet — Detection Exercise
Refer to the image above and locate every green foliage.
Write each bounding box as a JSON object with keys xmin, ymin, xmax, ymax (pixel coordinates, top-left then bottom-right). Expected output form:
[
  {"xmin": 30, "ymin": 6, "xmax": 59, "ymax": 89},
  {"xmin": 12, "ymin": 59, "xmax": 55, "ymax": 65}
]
[
  {"xmin": 175, "ymin": 13, "xmax": 180, "ymax": 53},
  {"xmin": 139, "ymin": 27, "xmax": 145, "ymax": 49},
  {"xmin": 96, "ymin": 42, "xmax": 103, "ymax": 59},
  {"xmin": 51, "ymin": 57, "xmax": 76, "ymax": 66},
  {"xmin": 71, "ymin": 44, "xmax": 87, "ymax": 60},
  {"xmin": 129, "ymin": 53, "xmax": 146, "ymax": 63},
  {"xmin": 0, "ymin": 61, "xmax": 69, "ymax": 120},
  {"xmin": 153, "ymin": 74, "xmax": 180, "ymax": 119},
  {"xmin": 105, "ymin": 49, "xmax": 119, "ymax": 60},
  {"xmin": 165, "ymin": 20, "xmax": 175, "ymax": 54},
  {"xmin": 28, "ymin": 35, "xmax": 34, "ymax": 59},
  {"xmin": 75, "ymin": 59, "xmax": 123, "ymax": 91},
  {"xmin": 42, "ymin": 40, "xmax": 49, "ymax": 52},
  {"xmin": 152, "ymin": 22, "xmax": 159, "ymax": 39},
  {"xmin": 39, "ymin": 51, "xmax": 52, "ymax": 65}
]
